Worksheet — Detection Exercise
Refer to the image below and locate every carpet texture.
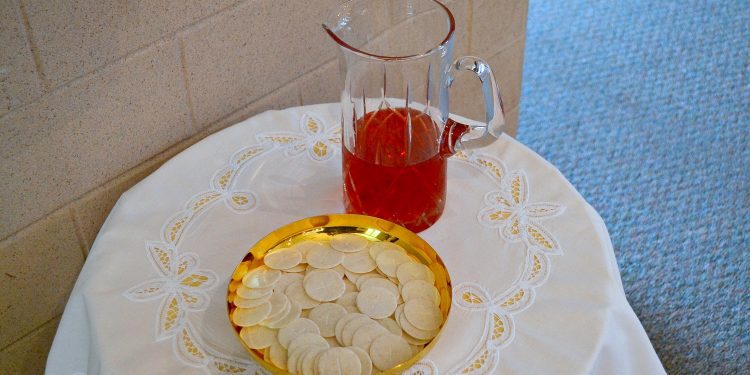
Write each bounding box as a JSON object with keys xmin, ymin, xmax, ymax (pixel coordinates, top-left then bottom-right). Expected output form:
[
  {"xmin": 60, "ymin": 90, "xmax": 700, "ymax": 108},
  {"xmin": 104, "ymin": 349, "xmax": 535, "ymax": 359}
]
[{"xmin": 517, "ymin": 1, "xmax": 749, "ymax": 374}]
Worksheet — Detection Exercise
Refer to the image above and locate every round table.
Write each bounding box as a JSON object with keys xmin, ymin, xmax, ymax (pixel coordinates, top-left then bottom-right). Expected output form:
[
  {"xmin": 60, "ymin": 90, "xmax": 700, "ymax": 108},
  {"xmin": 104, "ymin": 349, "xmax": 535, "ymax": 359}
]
[{"xmin": 46, "ymin": 104, "xmax": 665, "ymax": 374}]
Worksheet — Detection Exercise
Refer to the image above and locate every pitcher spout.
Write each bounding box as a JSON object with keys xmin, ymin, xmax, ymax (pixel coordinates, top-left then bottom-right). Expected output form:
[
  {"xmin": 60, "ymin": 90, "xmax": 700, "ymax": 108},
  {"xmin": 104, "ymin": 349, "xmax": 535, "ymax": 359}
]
[{"xmin": 322, "ymin": 1, "xmax": 351, "ymax": 46}]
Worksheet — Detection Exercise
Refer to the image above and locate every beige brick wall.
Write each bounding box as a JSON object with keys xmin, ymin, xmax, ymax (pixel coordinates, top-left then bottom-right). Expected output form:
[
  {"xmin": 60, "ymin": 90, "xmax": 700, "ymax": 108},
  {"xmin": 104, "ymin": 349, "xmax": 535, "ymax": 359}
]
[{"xmin": 0, "ymin": 0, "xmax": 527, "ymax": 372}]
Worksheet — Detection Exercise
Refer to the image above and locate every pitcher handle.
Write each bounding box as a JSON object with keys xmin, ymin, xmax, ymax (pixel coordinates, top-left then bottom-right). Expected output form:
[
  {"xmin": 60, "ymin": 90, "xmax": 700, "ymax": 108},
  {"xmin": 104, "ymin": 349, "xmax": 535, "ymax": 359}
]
[{"xmin": 444, "ymin": 56, "xmax": 506, "ymax": 153}]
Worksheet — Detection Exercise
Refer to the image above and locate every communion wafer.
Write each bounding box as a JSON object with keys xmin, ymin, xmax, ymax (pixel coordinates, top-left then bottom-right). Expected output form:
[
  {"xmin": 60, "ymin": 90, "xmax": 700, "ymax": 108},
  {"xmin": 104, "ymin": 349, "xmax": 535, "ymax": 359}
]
[
  {"xmin": 285, "ymin": 264, "xmax": 307, "ymax": 273},
  {"xmin": 400, "ymin": 279, "xmax": 440, "ymax": 305},
  {"xmin": 261, "ymin": 291, "xmax": 290, "ymax": 323},
  {"xmin": 403, "ymin": 298, "xmax": 442, "ymax": 331},
  {"xmin": 348, "ymin": 346, "xmax": 373, "ymax": 375},
  {"xmin": 308, "ymin": 303, "xmax": 348, "ymax": 337},
  {"xmin": 286, "ymin": 347, "xmax": 304, "ymax": 374},
  {"xmin": 234, "ymin": 293, "xmax": 273, "ymax": 308},
  {"xmin": 264, "ymin": 247, "xmax": 303, "ymax": 270},
  {"xmin": 360, "ymin": 277, "xmax": 399, "ymax": 297},
  {"xmin": 303, "ymin": 269, "xmax": 346, "ymax": 302},
  {"xmin": 342, "ymin": 250, "xmax": 378, "ymax": 273},
  {"xmin": 268, "ymin": 341, "xmax": 288, "ymax": 370},
  {"xmin": 287, "ymin": 333, "xmax": 329, "ymax": 355},
  {"xmin": 341, "ymin": 315, "xmax": 375, "ymax": 347},
  {"xmin": 299, "ymin": 347, "xmax": 325, "ymax": 375},
  {"xmin": 335, "ymin": 312, "xmax": 366, "ymax": 344},
  {"xmin": 397, "ymin": 307, "xmax": 439, "ymax": 341},
  {"xmin": 242, "ymin": 265, "xmax": 281, "ymax": 288},
  {"xmin": 291, "ymin": 240, "xmax": 328, "ymax": 260},
  {"xmin": 356, "ymin": 287, "xmax": 399, "ymax": 319},
  {"xmin": 375, "ymin": 249, "xmax": 412, "ymax": 277},
  {"xmin": 260, "ymin": 299, "xmax": 290, "ymax": 327},
  {"xmin": 232, "ymin": 302, "xmax": 271, "ymax": 326},
  {"xmin": 287, "ymin": 343, "xmax": 320, "ymax": 375},
  {"xmin": 305, "ymin": 244, "xmax": 344, "ymax": 269},
  {"xmin": 240, "ymin": 325, "xmax": 277, "ymax": 349},
  {"xmin": 369, "ymin": 334, "xmax": 412, "ymax": 371},
  {"xmin": 403, "ymin": 332, "xmax": 431, "ymax": 346},
  {"xmin": 317, "ymin": 347, "xmax": 362, "ymax": 375},
  {"xmin": 266, "ymin": 299, "xmax": 301, "ymax": 329},
  {"xmin": 368, "ymin": 241, "xmax": 406, "ymax": 260},
  {"xmin": 352, "ymin": 322, "xmax": 388, "ymax": 352},
  {"xmin": 236, "ymin": 284, "xmax": 273, "ymax": 300},
  {"xmin": 330, "ymin": 233, "xmax": 370, "ymax": 253},
  {"xmin": 278, "ymin": 318, "xmax": 320, "ymax": 348},
  {"xmin": 292, "ymin": 346, "xmax": 317, "ymax": 375},
  {"xmin": 396, "ymin": 262, "xmax": 435, "ymax": 285},
  {"xmin": 377, "ymin": 317, "xmax": 402, "ymax": 336},
  {"xmin": 285, "ymin": 280, "xmax": 321, "ymax": 309},
  {"xmin": 275, "ymin": 273, "xmax": 304, "ymax": 294},
  {"xmin": 354, "ymin": 272, "xmax": 385, "ymax": 290},
  {"xmin": 336, "ymin": 292, "xmax": 359, "ymax": 313}
]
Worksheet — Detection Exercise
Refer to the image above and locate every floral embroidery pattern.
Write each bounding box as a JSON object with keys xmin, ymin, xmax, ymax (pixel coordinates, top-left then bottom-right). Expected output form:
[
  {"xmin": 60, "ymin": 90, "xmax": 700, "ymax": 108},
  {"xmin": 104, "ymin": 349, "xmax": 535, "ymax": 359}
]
[
  {"xmin": 257, "ymin": 112, "xmax": 341, "ymax": 162},
  {"xmin": 125, "ymin": 242, "xmax": 218, "ymax": 340},
  {"xmin": 448, "ymin": 150, "xmax": 565, "ymax": 375},
  {"xmin": 478, "ymin": 171, "xmax": 564, "ymax": 254},
  {"xmin": 449, "ymin": 283, "xmax": 516, "ymax": 375},
  {"xmin": 124, "ymin": 141, "xmax": 273, "ymax": 373},
  {"xmin": 175, "ymin": 322, "xmax": 261, "ymax": 374}
]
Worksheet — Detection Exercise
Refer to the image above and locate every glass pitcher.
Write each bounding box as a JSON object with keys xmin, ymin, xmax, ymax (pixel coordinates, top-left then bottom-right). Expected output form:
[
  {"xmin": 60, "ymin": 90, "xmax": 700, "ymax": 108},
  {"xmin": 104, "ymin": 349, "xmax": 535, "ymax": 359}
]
[{"xmin": 324, "ymin": 0, "xmax": 506, "ymax": 232}]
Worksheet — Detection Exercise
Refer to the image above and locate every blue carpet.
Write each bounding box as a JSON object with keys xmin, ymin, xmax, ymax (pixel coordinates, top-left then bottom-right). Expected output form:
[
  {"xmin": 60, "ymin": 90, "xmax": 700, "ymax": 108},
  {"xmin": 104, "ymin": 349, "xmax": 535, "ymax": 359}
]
[{"xmin": 517, "ymin": 1, "xmax": 749, "ymax": 374}]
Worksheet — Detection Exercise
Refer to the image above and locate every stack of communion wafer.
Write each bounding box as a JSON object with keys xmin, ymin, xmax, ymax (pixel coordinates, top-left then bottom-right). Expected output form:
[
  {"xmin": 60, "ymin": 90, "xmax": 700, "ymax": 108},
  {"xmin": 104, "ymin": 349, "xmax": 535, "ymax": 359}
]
[{"xmin": 229, "ymin": 233, "xmax": 444, "ymax": 375}]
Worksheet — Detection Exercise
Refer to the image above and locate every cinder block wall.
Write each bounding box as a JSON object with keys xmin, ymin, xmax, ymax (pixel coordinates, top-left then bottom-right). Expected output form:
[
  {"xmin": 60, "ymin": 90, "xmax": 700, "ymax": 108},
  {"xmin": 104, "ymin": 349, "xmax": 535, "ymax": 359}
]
[{"xmin": 0, "ymin": 0, "xmax": 527, "ymax": 372}]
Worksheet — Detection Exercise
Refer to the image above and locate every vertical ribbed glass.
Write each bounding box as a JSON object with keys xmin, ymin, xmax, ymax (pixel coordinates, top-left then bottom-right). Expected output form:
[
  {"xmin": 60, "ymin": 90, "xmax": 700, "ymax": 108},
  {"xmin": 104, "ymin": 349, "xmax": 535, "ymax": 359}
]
[
  {"xmin": 324, "ymin": 0, "xmax": 454, "ymax": 161},
  {"xmin": 324, "ymin": 0, "xmax": 505, "ymax": 232}
]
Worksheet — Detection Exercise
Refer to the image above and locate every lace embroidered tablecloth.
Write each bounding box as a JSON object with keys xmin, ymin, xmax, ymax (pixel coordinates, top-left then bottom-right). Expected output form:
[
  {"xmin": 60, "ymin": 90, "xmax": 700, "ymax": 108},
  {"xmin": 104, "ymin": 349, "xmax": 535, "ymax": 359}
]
[{"xmin": 46, "ymin": 104, "xmax": 665, "ymax": 375}]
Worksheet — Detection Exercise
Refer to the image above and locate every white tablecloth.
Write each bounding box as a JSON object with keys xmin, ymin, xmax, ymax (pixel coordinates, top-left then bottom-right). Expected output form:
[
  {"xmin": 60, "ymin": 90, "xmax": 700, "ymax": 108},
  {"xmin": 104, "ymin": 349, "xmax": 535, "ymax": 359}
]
[{"xmin": 46, "ymin": 104, "xmax": 665, "ymax": 375}]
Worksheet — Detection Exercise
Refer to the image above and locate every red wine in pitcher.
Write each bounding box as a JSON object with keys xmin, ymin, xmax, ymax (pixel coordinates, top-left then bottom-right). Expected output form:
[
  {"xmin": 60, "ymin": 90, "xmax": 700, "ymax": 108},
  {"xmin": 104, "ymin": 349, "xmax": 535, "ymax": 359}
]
[{"xmin": 343, "ymin": 107, "xmax": 455, "ymax": 232}]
